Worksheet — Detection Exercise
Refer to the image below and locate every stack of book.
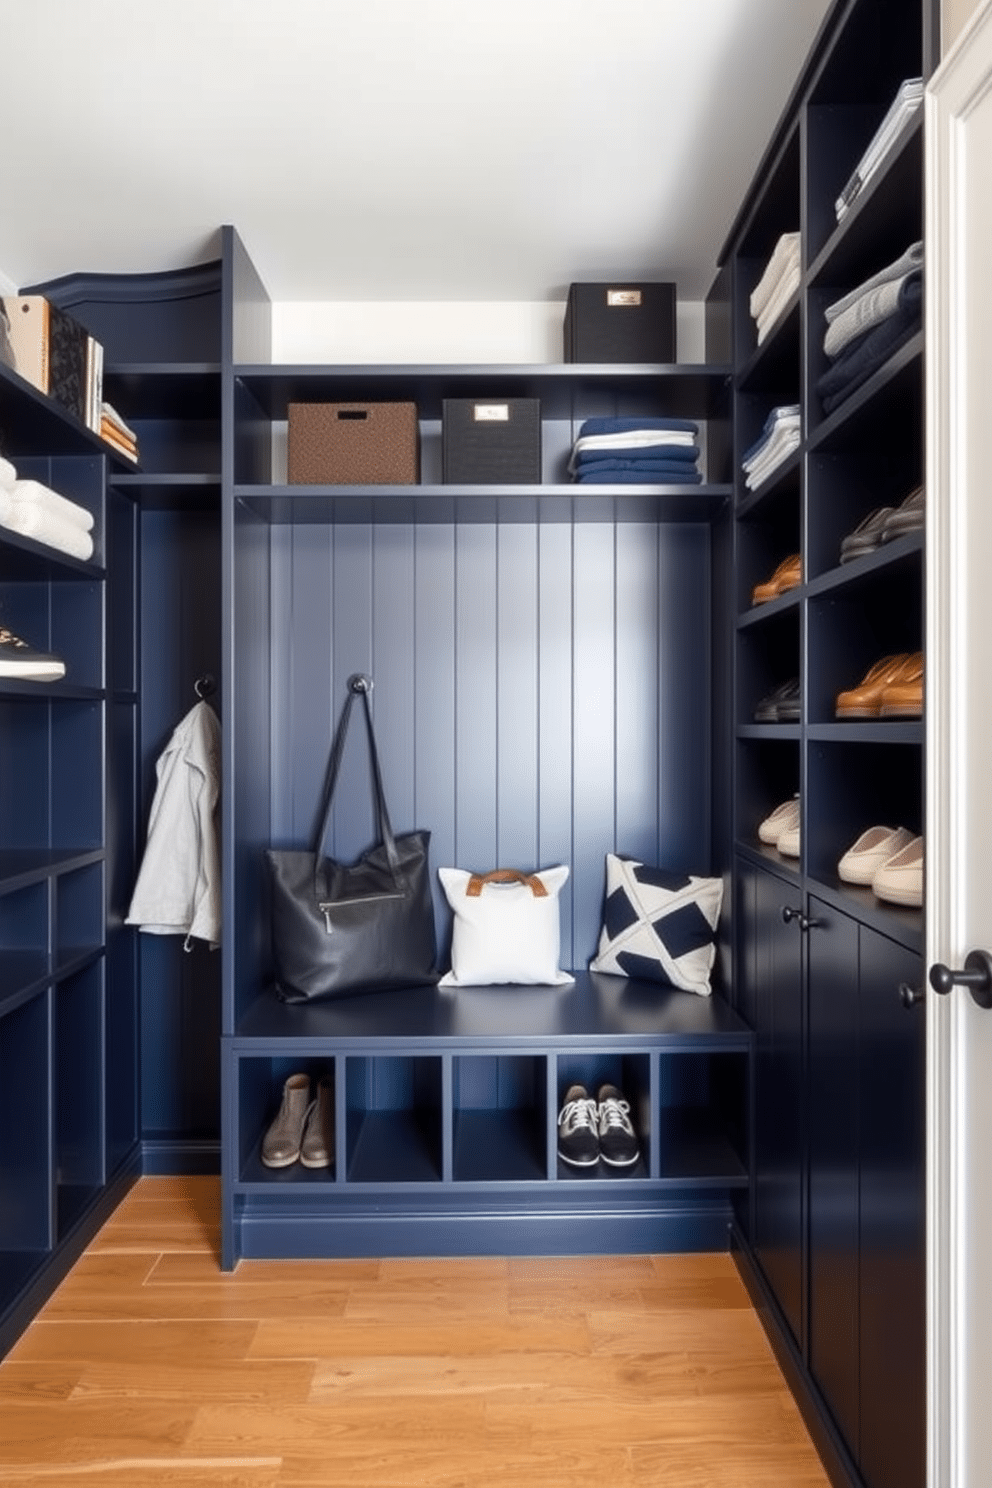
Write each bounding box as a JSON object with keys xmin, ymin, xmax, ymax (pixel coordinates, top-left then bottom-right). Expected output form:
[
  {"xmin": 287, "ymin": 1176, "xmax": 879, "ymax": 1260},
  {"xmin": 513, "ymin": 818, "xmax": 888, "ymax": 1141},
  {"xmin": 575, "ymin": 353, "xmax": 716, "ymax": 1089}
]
[
  {"xmin": 1, "ymin": 295, "xmax": 103, "ymax": 433},
  {"xmin": 99, "ymin": 402, "xmax": 139, "ymax": 463}
]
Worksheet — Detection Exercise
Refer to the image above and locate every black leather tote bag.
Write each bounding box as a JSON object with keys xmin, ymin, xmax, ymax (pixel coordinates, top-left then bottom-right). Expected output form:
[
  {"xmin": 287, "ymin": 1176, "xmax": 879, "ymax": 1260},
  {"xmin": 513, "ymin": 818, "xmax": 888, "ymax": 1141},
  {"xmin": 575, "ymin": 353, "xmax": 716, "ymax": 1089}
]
[{"xmin": 266, "ymin": 675, "xmax": 437, "ymax": 1003}]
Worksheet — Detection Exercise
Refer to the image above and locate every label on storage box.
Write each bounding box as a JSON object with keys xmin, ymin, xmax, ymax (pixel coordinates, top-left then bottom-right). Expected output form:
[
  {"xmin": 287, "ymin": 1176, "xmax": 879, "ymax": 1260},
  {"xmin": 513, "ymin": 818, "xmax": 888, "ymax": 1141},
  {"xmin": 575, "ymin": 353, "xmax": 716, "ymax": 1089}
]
[
  {"xmin": 606, "ymin": 289, "xmax": 642, "ymax": 307},
  {"xmin": 473, "ymin": 404, "xmax": 510, "ymax": 422}
]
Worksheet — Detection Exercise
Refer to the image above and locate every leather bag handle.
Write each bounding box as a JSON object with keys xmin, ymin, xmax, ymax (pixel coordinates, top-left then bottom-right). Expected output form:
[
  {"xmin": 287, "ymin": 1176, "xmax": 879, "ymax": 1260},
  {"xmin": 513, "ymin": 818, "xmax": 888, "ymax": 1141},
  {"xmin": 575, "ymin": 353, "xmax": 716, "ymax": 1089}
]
[
  {"xmin": 313, "ymin": 675, "xmax": 402, "ymax": 877},
  {"xmin": 466, "ymin": 869, "xmax": 548, "ymax": 898}
]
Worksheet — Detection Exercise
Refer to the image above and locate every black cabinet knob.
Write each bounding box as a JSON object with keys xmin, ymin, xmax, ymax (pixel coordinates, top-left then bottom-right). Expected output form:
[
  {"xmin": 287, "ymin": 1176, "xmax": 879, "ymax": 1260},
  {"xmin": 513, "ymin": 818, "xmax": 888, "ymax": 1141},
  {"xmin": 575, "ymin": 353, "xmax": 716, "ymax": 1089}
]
[
  {"xmin": 899, "ymin": 982, "xmax": 925, "ymax": 1009},
  {"xmin": 781, "ymin": 905, "xmax": 819, "ymax": 933},
  {"xmin": 929, "ymin": 949, "xmax": 992, "ymax": 1010}
]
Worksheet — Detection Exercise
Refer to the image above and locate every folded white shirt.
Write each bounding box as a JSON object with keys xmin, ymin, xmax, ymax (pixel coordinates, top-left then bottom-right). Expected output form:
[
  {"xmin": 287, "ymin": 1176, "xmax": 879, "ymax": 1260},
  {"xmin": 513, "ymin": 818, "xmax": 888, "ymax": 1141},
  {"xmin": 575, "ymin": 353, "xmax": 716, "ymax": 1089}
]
[{"xmin": 0, "ymin": 456, "xmax": 16, "ymax": 490}]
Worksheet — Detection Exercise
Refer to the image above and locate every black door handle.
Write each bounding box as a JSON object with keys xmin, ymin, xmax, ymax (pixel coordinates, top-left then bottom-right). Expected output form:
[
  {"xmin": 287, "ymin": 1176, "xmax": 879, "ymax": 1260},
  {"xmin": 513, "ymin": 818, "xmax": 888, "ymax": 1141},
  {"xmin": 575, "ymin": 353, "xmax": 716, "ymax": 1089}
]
[{"xmin": 929, "ymin": 949, "xmax": 992, "ymax": 1009}]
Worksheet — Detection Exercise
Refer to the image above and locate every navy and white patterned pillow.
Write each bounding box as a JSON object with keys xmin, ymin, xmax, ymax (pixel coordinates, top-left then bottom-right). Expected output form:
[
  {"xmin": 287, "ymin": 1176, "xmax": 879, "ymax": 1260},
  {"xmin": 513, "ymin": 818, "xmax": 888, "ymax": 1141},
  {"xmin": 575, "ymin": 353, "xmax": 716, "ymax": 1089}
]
[{"xmin": 589, "ymin": 854, "xmax": 723, "ymax": 996}]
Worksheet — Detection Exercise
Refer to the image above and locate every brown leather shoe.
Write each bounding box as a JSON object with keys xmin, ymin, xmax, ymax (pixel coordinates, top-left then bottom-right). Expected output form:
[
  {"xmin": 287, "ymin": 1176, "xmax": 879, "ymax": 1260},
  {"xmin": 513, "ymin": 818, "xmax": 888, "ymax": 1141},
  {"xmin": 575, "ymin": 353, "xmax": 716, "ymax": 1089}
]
[
  {"xmin": 752, "ymin": 553, "xmax": 801, "ymax": 604},
  {"xmin": 835, "ymin": 653, "xmax": 910, "ymax": 718},
  {"xmin": 879, "ymin": 651, "xmax": 923, "ymax": 717}
]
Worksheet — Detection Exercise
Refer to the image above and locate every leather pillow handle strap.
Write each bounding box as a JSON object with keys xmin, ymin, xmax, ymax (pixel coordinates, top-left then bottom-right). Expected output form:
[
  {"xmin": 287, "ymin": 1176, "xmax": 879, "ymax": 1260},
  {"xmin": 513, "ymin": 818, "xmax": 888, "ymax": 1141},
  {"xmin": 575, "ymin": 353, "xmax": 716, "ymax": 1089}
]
[
  {"xmin": 312, "ymin": 676, "xmax": 402, "ymax": 876},
  {"xmin": 466, "ymin": 869, "xmax": 548, "ymax": 898}
]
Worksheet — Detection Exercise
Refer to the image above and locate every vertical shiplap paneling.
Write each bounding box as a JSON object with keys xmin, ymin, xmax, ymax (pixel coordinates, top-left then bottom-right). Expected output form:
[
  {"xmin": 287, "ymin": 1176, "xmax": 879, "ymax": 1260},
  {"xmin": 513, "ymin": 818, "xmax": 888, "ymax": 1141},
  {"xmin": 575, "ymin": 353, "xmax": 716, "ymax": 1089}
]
[
  {"xmin": 537, "ymin": 522, "xmax": 575, "ymax": 959},
  {"xmin": 267, "ymin": 523, "xmax": 295, "ymax": 845},
  {"xmin": 265, "ymin": 514, "xmax": 713, "ymax": 976},
  {"xmin": 330, "ymin": 526, "xmax": 374, "ymax": 859},
  {"xmin": 371, "ymin": 524, "xmax": 417, "ymax": 833},
  {"xmin": 413, "ymin": 525, "xmax": 457, "ymax": 941},
  {"xmin": 658, "ymin": 524, "xmax": 711, "ymax": 871},
  {"xmin": 615, "ymin": 522, "xmax": 661, "ymax": 864},
  {"xmin": 454, "ymin": 524, "xmax": 498, "ymax": 870},
  {"xmin": 496, "ymin": 523, "xmax": 539, "ymax": 870},
  {"xmin": 571, "ymin": 523, "xmax": 617, "ymax": 968},
  {"xmin": 285, "ymin": 524, "xmax": 335, "ymax": 849}
]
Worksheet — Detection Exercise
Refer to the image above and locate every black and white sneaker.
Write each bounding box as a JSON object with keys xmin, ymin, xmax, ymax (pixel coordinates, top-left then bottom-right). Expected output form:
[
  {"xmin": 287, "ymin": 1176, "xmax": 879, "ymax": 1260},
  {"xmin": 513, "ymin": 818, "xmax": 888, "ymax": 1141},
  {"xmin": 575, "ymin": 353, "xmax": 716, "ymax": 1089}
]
[
  {"xmin": 0, "ymin": 626, "xmax": 66, "ymax": 681},
  {"xmin": 597, "ymin": 1084, "xmax": 640, "ymax": 1167},
  {"xmin": 557, "ymin": 1084, "xmax": 600, "ymax": 1167}
]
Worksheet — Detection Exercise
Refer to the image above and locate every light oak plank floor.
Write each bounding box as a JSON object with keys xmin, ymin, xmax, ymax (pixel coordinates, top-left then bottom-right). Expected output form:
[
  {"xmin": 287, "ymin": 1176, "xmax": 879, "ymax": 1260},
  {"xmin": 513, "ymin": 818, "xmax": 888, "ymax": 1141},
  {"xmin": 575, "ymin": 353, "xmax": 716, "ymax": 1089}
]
[{"xmin": 0, "ymin": 1177, "xmax": 831, "ymax": 1487}]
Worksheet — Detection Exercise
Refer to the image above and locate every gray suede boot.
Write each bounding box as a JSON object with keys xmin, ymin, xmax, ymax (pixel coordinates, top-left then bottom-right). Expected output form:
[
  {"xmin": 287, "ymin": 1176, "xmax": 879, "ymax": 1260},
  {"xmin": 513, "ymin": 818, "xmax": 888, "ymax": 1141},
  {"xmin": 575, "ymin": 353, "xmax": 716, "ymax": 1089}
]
[
  {"xmin": 300, "ymin": 1076, "xmax": 334, "ymax": 1169},
  {"xmin": 261, "ymin": 1073, "xmax": 312, "ymax": 1168}
]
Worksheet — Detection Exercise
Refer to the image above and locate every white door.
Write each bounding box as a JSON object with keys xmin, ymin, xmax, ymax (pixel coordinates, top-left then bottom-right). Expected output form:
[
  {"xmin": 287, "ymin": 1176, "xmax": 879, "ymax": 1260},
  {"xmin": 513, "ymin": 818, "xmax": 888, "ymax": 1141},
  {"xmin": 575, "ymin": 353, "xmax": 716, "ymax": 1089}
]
[{"xmin": 926, "ymin": 4, "xmax": 992, "ymax": 1484}]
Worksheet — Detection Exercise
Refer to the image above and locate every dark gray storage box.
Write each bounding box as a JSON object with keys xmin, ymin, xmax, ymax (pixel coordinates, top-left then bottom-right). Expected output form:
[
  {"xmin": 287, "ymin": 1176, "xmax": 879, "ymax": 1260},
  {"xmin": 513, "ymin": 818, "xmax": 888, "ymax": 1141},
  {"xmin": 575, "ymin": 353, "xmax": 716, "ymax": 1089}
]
[
  {"xmin": 442, "ymin": 398, "xmax": 542, "ymax": 484},
  {"xmin": 564, "ymin": 282, "xmax": 677, "ymax": 363}
]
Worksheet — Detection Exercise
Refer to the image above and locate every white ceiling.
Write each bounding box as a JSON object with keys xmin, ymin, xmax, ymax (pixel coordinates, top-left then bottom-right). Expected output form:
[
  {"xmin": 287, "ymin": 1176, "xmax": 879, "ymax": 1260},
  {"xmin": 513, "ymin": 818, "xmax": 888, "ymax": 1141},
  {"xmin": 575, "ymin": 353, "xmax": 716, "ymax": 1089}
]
[{"xmin": 1, "ymin": 0, "xmax": 833, "ymax": 304}]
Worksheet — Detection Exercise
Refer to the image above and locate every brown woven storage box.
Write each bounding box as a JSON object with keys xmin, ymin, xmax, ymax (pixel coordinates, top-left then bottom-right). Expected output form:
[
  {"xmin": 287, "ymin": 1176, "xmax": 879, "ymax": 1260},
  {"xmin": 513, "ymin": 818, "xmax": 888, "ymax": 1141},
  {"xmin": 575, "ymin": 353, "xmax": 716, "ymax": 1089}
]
[{"xmin": 287, "ymin": 402, "xmax": 419, "ymax": 484}]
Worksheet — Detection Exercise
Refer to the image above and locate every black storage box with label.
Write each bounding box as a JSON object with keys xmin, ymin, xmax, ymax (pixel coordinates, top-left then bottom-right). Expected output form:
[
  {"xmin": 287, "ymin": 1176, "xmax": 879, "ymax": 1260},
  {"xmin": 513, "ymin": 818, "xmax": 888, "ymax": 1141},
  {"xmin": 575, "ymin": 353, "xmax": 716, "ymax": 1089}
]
[
  {"xmin": 442, "ymin": 398, "xmax": 542, "ymax": 484},
  {"xmin": 564, "ymin": 282, "xmax": 677, "ymax": 363}
]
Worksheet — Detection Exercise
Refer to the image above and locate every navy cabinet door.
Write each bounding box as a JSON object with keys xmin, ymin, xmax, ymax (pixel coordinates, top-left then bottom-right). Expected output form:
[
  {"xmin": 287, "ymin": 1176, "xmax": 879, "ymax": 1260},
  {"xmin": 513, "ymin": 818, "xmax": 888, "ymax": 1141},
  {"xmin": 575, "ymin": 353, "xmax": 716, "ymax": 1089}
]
[
  {"xmin": 858, "ymin": 927, "xmax": 925, "ymax": 1488},
  {"xmin": 748, "ymin": 861, "xmax": 805, "ymax": 1348},
  {"xmin": 808, "ymin": 899, "xmax": 861, "ymax": 1455}
]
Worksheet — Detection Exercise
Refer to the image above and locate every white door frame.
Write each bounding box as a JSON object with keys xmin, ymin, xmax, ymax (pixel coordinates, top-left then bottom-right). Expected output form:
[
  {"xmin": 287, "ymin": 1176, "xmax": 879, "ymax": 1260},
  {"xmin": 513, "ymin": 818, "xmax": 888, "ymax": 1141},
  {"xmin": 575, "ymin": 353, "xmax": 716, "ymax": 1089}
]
[{"xmin": 926, "ymin": 3, "xmax": 992, "ymax": 1483}]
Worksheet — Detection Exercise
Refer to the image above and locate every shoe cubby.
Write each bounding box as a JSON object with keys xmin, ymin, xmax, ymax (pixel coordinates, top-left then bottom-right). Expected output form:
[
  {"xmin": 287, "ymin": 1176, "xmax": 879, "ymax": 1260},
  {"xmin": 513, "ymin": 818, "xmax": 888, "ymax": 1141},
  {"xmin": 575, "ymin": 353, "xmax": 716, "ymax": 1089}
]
[
  {"xmin": 553, "ymin": 1052, "xmax": 650, "ymax": 1180},
  {"xmin": 55, "ymin": 861, "xmax": 104, "ymax": 973},
  {"xmin": 55, "ymin": 963, "xmax": 105, "ymax": 1238},
  {"xmin": 0, "ymin": 881, "xmax": 49, "ymax": 1011},
  {"xmin": 806, "ymin": 737, "xmax": 923, "ymax": 903},
  {"xmin": 346, "ymin": 1055, "xmax": 443, "ymax": 1184},
  {"xmin": 235, "ymin": 1055, "xmax": 337, "ymax": 1184},
  {"xmin": 805, "ymin": 445, "xmax": 922, "ymax": 585},
  {"xmin": 657, "ymin": 1052, "xmax": 748, "ymax": 1183},
  {"xmin": 736, "ymin": 466, "xmax": 801, "ymax": 615},
  {"xmin": 0, "ymin": 992, "xmax": 52, "ymax": 1310},
  {"xmin": 806, "ymin": 562, "xmax": 922, "ymax": 728},
  {"xmin": 737, "ymin": 603, "xmax": 801, "ymax": 727},
  {"xmin": 452, "ymin": 1055, "xmax": 547, "ymax": 1183},
  {"xmin": 735, "ymin": 738, "xmax": 802, "ymax": 859}
]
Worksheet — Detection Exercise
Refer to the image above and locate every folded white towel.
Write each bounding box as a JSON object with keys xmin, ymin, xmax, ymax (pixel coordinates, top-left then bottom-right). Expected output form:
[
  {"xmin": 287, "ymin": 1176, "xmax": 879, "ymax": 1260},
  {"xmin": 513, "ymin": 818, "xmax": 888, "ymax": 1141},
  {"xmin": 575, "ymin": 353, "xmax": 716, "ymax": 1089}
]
[
  {"xmin": 0, "ymin": 456, "xmax": 16, "ymax": 490},
  {"xmin": 750, "ymin": 233, "xmax": 801, "ymax": 319},
  {"xmin": 756, "ymin": 263, "xmax": 802, "ymax": 344},
  {"xmin": 11, "ymin": 478, "xmax": 94, "ymax": 532},
  {"xmin": 0, "ymin": 502, "xmax": 95, "ymax": 561}
]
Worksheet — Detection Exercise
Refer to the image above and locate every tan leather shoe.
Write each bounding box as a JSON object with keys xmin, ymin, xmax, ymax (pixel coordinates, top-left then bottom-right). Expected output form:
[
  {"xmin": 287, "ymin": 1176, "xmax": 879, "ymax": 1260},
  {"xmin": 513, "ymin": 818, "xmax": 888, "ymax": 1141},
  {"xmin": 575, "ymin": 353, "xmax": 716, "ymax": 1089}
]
[
  {"xmin": 752, "ymin": 553, "xmax": 802, "ymax": 604},
  {"xmin": 835, "ymin": 653, "xmax": 910, "ymax": 718},
  {"xmin": 879, "ymin": 652, "xmax": 923, "ymax": 718}
]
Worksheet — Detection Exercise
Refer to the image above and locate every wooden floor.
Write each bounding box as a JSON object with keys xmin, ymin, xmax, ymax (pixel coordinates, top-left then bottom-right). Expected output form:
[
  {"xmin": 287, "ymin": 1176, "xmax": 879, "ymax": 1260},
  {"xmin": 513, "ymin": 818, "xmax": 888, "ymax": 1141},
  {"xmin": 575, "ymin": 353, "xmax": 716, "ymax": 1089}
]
[{"xmin": 0, "ymin": 1177, "xmax": 830, "ymax": 1487}]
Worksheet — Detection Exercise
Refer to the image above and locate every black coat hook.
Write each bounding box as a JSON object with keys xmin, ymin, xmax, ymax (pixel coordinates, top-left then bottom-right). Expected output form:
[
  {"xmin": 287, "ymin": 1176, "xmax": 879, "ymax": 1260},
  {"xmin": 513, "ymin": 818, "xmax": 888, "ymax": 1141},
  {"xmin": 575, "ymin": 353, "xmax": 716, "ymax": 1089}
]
[{"xmin": 195, "ymin": 673, "xmax": 216, "ymax": 700}]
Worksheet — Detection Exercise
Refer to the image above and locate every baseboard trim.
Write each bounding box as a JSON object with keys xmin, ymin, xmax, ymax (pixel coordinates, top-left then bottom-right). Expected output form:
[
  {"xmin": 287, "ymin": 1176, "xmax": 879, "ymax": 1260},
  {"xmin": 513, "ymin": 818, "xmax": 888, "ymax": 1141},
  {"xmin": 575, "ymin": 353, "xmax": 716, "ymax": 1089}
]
[
  {"xmin": 730, "ymin": 1226, "xmax": 860, "ymax": 1488},
  {"xmin": 140, "ymin": 1138, "xmax": 222, "ymax": 1175}
]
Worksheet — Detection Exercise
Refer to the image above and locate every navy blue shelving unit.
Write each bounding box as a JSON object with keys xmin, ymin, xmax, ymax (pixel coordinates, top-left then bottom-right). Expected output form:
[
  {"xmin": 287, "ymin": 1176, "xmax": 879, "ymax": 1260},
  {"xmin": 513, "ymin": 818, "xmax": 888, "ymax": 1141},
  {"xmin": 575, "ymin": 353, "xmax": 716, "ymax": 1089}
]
[
  {"xmin": 721, "ymin": 3, "xmax": 936, "ymax": 1488},
  {"xmin": 218, "ymin": 225, "xmax": 753, "ymax": 1268},
  {"xmin": 0, "ymin": 364, "xmax": 141, "ymax": 1358}
]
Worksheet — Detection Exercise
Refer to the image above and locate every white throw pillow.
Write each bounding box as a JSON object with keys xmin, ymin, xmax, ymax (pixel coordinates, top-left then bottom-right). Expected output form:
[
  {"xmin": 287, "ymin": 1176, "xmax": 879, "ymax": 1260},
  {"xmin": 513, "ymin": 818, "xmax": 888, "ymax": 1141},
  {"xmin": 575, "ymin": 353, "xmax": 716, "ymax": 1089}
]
[
  {"xmin": 438, "ymin": 866, "xmax": 574, "ymax": 987},
  {"xmin": 589, "ymin": 853, "xmax": 723, "ymax": 996}
]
